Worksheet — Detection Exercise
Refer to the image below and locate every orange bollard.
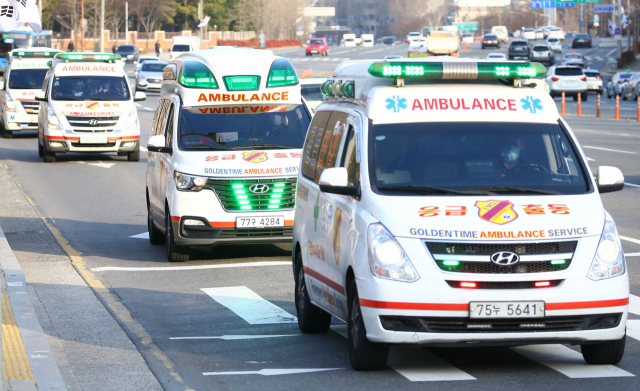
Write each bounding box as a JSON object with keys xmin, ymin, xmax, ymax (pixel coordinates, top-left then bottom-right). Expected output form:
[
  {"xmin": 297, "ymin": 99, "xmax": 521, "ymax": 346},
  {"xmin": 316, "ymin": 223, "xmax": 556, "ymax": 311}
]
[
  {"xmin": 637, "ymin": 98, "xmax": 640, "ymax": 122},
  {"xmin": 596, "ymin": 93, "xmax": 601, "ymax": 117},
  {"xmin": 616, "ymin": 95, "xmax": 620, "ymax": 120},
  {"xmin": 561, "ymin": 92, "xmax": 565, "ymax": 115},
  {"xmin": 577, "ymin": 93, "xmax": 582, "ymax": 116}
]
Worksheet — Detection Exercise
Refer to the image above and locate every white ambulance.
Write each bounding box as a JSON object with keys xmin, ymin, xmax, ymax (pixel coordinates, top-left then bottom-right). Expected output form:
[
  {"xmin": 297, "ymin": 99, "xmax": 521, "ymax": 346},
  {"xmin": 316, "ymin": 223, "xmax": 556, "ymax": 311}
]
[
  {"xmin": 0, "ymin": 48, "xmax": 61, "ymax": 138},
  {"xmin": 292, "ymin": 57, "xmax": 629, "ymax": 370},
  {"xmin": 35, "ymin": 53, "xmax": 146, "ymax": 162},
  {"xmin": 146, "ymin": 48, "xmax": 311, "ymax": 262}
]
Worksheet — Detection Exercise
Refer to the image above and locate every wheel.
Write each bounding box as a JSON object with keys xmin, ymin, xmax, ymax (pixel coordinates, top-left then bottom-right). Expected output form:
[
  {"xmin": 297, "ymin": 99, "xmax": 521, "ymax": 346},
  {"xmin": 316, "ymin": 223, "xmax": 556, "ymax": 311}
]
[
  {"xmin": 622, "ymin": 90, "xmax": 628, "ymax": 100},
  {"xmin": 294, "ymin": 252, "xmax": 331, "ymax": 333},
  {"xmin": 3, "ymin": 127, "xmax": 12, "ymax": 138},
  {"xmin": 581, "ymin": 93, "xmax": 588, "ymax": 102},
  {"xmin": 607, "ymin": 88, "xmax": 612, "ymax": 99},
  {"xmin": 147, "ymin": 196, "xmax": 165, "ymax": 245},
  {"xmin": 43, "ymin": 143, "xmax": 55, "ymax": 163},
  {"xmin": 347, "ymin": 279, "xmax": 389, "ymax": 371},
  {"xmin": 634, "ymin": 88, "xmax": 638, "ymax": 101},
  {"xmin": 165, "ymin": 208, "xmax": 188, "ymax": 262},
  {"xmin": 127, "ymin": 147, "xmax": 140, "ymax": 162},
  {"xmin": 38, "ymin": 140, "xmax": 43, "ymax": 157},
  {"xmin": 581, "ymin": 335, "xmax": 625, "ymax": 365},
  {"xmin": 573, "ymin": 95, "xmax": 578, "ymax": 101}
]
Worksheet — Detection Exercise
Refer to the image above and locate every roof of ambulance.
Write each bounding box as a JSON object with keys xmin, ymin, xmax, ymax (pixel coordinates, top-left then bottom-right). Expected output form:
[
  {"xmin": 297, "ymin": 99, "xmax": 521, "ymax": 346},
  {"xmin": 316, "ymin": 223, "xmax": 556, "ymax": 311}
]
[{"xmin": 174, "ymin": 48, "xmax": 280, "ymax": 74}]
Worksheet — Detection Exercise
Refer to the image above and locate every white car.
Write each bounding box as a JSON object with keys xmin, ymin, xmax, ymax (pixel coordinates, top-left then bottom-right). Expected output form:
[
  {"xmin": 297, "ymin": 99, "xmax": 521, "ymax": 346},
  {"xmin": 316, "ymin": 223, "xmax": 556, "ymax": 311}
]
[
  {"xmin": 294, "ymin": 57, "xmax": 628, "ymax": 371},
  {"xmin": 408, "ymin": 38, "xmax": 427, "ymax": 58},
  {"xmin": 547, "ymin": 27, "xmax": 565, "ymax": 40},
  {"xmin": 584, "ymin": 69, "xmax": 604, "ymax": 95},
  {"xmin": 145, "ymin": 48, "xmax": 312, "ymax": 262},
  {"xmin": 546, "ymin": 65, "xmax": 588, "ymax": 101},
  {"xmin": 486, "ymin": 53, "xmax": 506, "ymax": 60},
  {"xmin": 547, "ymin": 37, "xmax": 562, "ymax": 52}
]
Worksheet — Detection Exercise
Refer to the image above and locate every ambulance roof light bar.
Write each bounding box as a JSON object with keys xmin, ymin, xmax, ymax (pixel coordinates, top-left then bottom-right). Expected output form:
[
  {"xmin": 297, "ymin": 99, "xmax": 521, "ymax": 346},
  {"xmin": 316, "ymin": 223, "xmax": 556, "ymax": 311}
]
[
  {"xmin": 13, "ymin": 50, "xmax": 60, "ymax": 59},
  {"xmin": 53, "ymin": 53, "xmax": 122, "ymax": 63}
]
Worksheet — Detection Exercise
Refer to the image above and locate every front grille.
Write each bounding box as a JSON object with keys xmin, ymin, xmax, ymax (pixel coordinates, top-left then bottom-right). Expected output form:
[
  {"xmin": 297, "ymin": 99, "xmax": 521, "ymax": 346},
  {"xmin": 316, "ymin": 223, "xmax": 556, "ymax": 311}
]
[
  {"xmin": 66, "ymin": 115, "xmax": 119, "ymax": 129},
  {"xmin": 70, "ymin": 142, "xmax": 116, "ymax": 148},
  {"xmin": 217, "ymin": 228, "xmax": 293, "ymax": 238},
  {"xmin": 73, "ymin": 128, "xmax": 114, "ymax": 133},
  {"xmin": 146, "ymin": 78, "xmax": 162, "ymax": 83},
  {"xmin": 379, "ymin": 313, "xmax": 622, "ymax": 333},
  {"xmin": 205, "ymin": 177, "xmax": 296, "ymax": 212},
  {"xmin": 446, "ymin": 280, "xmax": 563, "ymax": 289},
  {"xmin": 20, "ymin": 100, "xmax": 39, "ymax": 114},
  {"xmin": 426, "ymin": 241, "xmax": 577, "ymax": 255},
  {"xmin": 436, "ymin": 260, "xmax": 571, "ymax": 274}
]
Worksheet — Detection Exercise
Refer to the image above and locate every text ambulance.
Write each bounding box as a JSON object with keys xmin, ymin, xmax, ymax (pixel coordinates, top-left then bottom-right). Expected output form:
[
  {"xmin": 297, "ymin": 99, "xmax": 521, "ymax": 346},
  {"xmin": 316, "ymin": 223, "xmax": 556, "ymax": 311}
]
[
  {"xmin": 0, "ymin": 48, "xmax": 61, "ymax": 138},
  {"xmin": 146, "ymin": 48, "xmax": 311, "ymax": 262},
  {"xmin": 292, "ymin": 57, "xmax": 629, "ymax": 370},
  {"xmin": 35, "ymin": 53, "xmax": 146, "ymax": 163}
]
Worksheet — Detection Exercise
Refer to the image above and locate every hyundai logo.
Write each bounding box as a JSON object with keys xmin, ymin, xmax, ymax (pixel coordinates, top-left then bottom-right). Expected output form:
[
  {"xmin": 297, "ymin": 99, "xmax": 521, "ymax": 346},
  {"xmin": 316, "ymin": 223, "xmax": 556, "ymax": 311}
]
[
  {"xmin": 490, "ymin": 251, "xmax": 520, "ymax": 266},
  {"xmin": 249, "ymin": 184, "xmax": 270, "ymax": 194},
  {"xmin": 88, "ymin": 119, "xmax": 99, "ymax": 125}
]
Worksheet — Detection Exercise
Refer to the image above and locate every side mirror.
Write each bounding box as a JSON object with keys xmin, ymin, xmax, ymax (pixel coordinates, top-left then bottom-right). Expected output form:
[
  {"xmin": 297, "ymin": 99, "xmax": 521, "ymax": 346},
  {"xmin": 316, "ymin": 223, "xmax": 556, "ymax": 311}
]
[
  {"xmin": 319, "ymin": 167, "xmax": 358, "ymax": 196},
  {"xmin": 134, "ymin": 91, "xmax": 146, "ymax": 101},
  {"xmin": 35, "ymin": 90, "xmax": 46, "ymax": 101},
  {"xmin": 147, "ymin": 134, "xmax": 172, "ymax": 153},
  {"xmin": 0, "ymin": 81, "xmax": 4, "ymax": 90},
  {"xmin": 596, "ymin": 166, "xmax": 624, "ymax": 193}
]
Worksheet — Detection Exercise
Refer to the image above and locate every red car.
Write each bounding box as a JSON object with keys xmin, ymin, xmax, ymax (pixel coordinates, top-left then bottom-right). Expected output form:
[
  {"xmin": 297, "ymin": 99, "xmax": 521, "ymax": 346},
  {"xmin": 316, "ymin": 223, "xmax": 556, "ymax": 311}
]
[{"xmin": 306, "ymin": 38, "xmax": 329, "ymax": 56}]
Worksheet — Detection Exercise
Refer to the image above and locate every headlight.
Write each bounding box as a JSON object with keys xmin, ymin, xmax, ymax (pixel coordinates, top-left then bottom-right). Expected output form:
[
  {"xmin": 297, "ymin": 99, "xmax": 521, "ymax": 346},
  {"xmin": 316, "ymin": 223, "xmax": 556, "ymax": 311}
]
[
  {"xmin": 588, "ymin": 218, "xmax": 626, "ymax": 280},
  {"xmin": 174, "ymin": 171, "xmax": 207, "ymax": 192},
  {"xmin": 46, "ymin": 105, "xmax": 63, "ymax": 130},
  {"xmin": 125, "ymin": 109, "xmax": 138, "ymax": 129},
  {"xmin": 5, "ymin": 94, "xmax": 17, "ymax": 112},
  {"xmin": 368, "ymin": 223, "xmax": 419, "ymax": 282},
  {"xmin": 137, "ymin": 79, "xmax": 147, "ymax": 86}
]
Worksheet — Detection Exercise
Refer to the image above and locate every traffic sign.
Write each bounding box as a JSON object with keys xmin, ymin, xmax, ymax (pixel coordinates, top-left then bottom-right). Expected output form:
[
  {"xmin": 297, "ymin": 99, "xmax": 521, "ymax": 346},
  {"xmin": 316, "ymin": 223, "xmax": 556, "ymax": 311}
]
[
  {"xmin": 530, "ymin": 0, "xmax": 575, "ymax": 8},
  {"xmin": 615, "ymin": 27, "xmax": 621, "ymax": 34},
  {"xmin": 452, "ymin": 22, "xmax": 479, "ymax": 31},
  {"xmin": 556, "ymin": 0, "xmax": 601, "ymax": 3},
  {"xmin": 594, "ymin": 5, "xmax": 614, "ymax": 11}
]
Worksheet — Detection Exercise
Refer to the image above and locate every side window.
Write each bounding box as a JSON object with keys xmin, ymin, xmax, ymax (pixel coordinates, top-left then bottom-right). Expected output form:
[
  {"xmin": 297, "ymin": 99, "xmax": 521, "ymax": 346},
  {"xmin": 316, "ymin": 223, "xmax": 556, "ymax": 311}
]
[
  {"xmin": 301, "ymin": 111, "xmax": 330, "ymax": 180},
  {"xmin": 341, "ymin": 125, "xmax": 359, "ymax": 187},
  {"xmin": 314, "ymin": 111, "xmax": 348, "ymax": 182},
  {"xmin": 164, "ymin": 103, "xmax": 174, "ymax": 147},
  {"xmin": 152, "ymin": 100, "xmax": 168, "ymax": 136}
]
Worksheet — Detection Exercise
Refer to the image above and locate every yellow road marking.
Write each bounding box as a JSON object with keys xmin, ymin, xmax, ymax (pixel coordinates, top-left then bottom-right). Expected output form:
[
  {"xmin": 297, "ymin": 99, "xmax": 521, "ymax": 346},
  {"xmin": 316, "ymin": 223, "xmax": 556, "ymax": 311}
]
[{"xmin": 2, "ymin": 293, "xmax": 35, "ymax": 381}]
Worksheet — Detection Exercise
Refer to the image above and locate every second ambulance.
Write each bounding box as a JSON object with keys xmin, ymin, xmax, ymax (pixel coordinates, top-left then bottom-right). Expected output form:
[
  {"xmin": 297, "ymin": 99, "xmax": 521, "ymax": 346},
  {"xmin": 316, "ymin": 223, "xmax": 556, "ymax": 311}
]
[
  {"xmin": 146, "ymin": 48, "xmax": 311, "ymax": 261},
  {"xmin": 292, "ymin": 57, "xmax": 629, "ymax": 370}
]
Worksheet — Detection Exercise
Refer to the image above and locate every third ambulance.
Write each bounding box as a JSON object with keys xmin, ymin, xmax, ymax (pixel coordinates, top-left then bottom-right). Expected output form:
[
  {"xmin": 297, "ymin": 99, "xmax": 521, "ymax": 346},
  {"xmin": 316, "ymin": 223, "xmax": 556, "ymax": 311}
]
[
  {"xmin": 292, "ymin": 57, "xmax": 629, "ymax": 370},
  {"xmin": 146, "ymin": 48, "xmax": 311, "ymax": 262}
]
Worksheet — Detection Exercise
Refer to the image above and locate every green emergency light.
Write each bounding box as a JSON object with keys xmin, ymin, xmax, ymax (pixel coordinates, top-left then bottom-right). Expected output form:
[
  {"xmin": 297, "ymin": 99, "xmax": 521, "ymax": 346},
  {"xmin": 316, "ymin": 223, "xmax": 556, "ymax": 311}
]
[
  {"xmin": 223, "ymin": 75, "xmax": 260, "ymax": 91},
  {"xmin": 14, "ymin": 51, "xmax": 59, "ymax": 58},
  {"xmin": 367, "ymin": 61, "xmax": 546, "ymax": 80},
  {"xmin": 179, "ymin": 61, "xmax": 219, "ymax": 89},
  {"xmin": 267, "ymin": 58, "xmax": 299, "ymax": 88},
  {"xmin": 54, "ymin": 53, "xmax": 122, "ymax": 62}
]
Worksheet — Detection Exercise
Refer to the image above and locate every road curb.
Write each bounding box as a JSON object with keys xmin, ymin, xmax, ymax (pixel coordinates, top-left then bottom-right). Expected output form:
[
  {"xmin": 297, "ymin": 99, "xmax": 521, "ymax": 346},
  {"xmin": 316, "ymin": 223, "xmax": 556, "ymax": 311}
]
[{"xmin": 0, "ymin": 228, "xmax": 66, "ymax": 391}]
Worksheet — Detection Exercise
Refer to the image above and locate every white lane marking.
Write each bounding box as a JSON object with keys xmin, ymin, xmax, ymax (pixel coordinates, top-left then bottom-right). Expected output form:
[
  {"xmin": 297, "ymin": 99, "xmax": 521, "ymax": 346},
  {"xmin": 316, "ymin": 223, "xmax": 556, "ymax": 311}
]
[
  {"xmin": 624, "ymin": 252, "xmax": 640, "ymax": 256},
  {"xmin": 388, "ymin": 346, "xmax": 476, "ymax": 382},
  {"xmin": 143, "ymin": 106, "xmax": 155, "ymax": 111},
  {"xmin": 511, "ymin": 344, "xmax": 634, "ymax": 378},
  {"xmin": 364, "ymin": 48, "xmax": 383, "ymax": 54},
  {"xmin": 171, "ymin": 334, "xmax": 298, "ymax": 340},
  {"xmin": 135, "ymin": 103, "xmax": 143, "ymax": 107},
  {"xmin": 203, "ymin": 368, "xmax": 343, "ymax": 376},
  {"xmin": 629, "ymin": 294, "xmax": 640, "ymax": 316},
  {"xmin": 620, "ymin": 236, "xmax": 640, "ymax": 245},
  {"xmin": 130, "ymin": 232, "xmax": 149, "ymax": 239},
  {"xmin": 624, "ymin": 182, "xmax": 640, "ymax": 188},
  {"xmin": 628, "ymin": 320, "xmax": 640, "ymax": 342},
  {"xmin": 202, "ymin": 286, "xmax": 297, "ymax": 324},
  {"xmin": 91, "ymin": 261, "xmax": 290, "ymax": 272},
  {"xmin": 583, "ymin": 146, "xmax": 636, "ymax": 154},
  {"xmin": 88, "ymin": 162, "xmax": 116, "ymax": 168},
  {"xmin": 587, "ymin": 157, "xmax": 595, "ymax": 161},
  {"xmin": 140, "ymin": 146, "xmax": 148, "ymax": 152},
  {"xmin": 620, "ymin": 134, "xmax": 630, "ymax": 136},
  {"xmin": 330, "ymin": 50, "xmax": 349, "ymax": 55},
  {"xmin": 606, "ymin": 48, "xmax": 617, "ymax": 56}
]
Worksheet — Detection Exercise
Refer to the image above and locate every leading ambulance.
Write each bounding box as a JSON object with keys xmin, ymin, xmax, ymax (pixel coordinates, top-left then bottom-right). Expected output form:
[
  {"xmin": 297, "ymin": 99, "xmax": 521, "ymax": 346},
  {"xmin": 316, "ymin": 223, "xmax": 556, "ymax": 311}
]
[
  {"xmin": 35, "ymin": 53, "xmax": 146, "ymax": 162},
  {"xmin": 292, "ymin": 58, "xmax": 629, "ymax": 370},
  {"xmin": 0, "ymin": 48, "xmax": 61, "ymax": 138},
  {"xmin": 146, "ymin": 48, "xmax": 311, "ymax": 262}
]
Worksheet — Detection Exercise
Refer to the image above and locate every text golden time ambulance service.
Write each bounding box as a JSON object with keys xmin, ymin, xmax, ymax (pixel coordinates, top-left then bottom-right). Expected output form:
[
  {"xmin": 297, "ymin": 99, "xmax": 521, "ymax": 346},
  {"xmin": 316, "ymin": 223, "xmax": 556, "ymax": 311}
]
[
  {"xmin": 291, "ymin": 58, "xmax": 629, "ymax": 370},
  {"xmin": 37, "ymin": 53, "xmax": 146, "ymax": 163},
  {"xmin": 0, "ymin": 49, "xmax": 61, "ymax": 136},
  {"xmin": 145, "ymin": 48, "xmax": 311, "ymax": 262}
]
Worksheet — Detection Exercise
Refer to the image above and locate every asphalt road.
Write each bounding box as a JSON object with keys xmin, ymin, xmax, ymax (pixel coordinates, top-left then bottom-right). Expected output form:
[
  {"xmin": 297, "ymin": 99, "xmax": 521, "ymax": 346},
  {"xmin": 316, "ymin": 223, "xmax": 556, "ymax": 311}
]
[{"xmin": 1, "ymin": 39, "xmax": 640, "ymax": 390}]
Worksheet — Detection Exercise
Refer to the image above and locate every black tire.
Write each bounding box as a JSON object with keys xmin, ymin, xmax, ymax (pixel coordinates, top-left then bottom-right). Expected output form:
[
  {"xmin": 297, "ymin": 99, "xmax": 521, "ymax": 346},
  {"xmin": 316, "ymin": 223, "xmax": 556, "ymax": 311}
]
[
  {"xmin": 347, "ymin": 279, "xmax": 389, "ymax": 371},
  {"xmin": 634, "ymin": 89, "xmax": 638, "ymax": 101},
  {"xmin": 38, "ymin": 140, "xmax": 43, "ymax": 157},
  {"xmin": 147, "ymin": 196, "xmax": 165, "ymax": 245},
  {"xmin": 607, "ymin": 88, "xmax": 612, "ymax": 99},
  {"xmin": 622, "ymin": 91, "xmax": 627, "ymax": 101},
  {"xmin": 165, "ymin": 208, "xmax": 188, "ymax": 262},
  {"xmin": 128, "ymin": 147, "xmax": 140, "ymax": 162},
  {"xmin": 573, "ymin": 95, "xmax": 578, "ymax": 101},
  {"xmin": 43, "ymin": 143, "xmax": 55, "ymax": 163},
  {"xmin": 581, "ymin": 93, "xmax": 588, "ymax": 102},
  {"xmin": 3, "ymin": 127, "xmax": 12, "ymax": 138},
  {"xmin": 581, "ymin": 335, "xmax": 626, "ymax": 365},
  {"xmin": 294, "ymin": 252, "xmax": 331, "ymax": 333}
]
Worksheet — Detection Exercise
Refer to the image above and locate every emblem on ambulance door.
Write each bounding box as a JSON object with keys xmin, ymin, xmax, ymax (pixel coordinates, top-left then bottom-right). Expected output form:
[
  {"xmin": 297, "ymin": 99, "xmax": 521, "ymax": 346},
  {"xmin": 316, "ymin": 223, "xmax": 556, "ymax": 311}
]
[
  {"xmin": 475, "ymin": 200, "xmax": 518, "ymax": 225},
  {"xmin": 333, "ymin": 208, "xmax": 342, "ymax": 264},
  {"xmin": 86, "ymin": 102, "xmax": 100, "ymax": 110},
  {"xmin": 242, "ymin": 151, "xmax": 268, "ymax": 163}
]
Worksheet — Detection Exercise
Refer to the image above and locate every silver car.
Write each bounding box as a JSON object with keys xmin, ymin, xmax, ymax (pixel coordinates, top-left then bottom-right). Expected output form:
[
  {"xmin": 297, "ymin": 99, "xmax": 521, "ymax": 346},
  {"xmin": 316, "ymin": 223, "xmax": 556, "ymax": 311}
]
[
  {"xmin": 606, "ymin": 72, "xmax": 632, "ymax": 99},
  {"xmin": 530, "ymin": 44, "xmax": 554, "ymax": 65},
  {"xmin": 134, "ymin": 61, "xmax": 168, "ymax": 92}
]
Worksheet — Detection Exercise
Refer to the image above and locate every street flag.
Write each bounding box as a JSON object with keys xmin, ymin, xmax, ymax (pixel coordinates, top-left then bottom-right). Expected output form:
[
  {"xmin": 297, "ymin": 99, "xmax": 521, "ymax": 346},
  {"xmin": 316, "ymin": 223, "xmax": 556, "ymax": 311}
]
[
  {"xmin": 608, "ymin": 19, "xmax": 616, "ymax": 36},
  {"xmin": 198, "ymin": 16, "xmax": 210, "ymax": 28},
  {"xmin": 16, "ymin": 0, "xmax": 41, "ymax": 33},
  {"xmin": 0, "ymin": 0, "xmax": 19, "ymax": 32}
]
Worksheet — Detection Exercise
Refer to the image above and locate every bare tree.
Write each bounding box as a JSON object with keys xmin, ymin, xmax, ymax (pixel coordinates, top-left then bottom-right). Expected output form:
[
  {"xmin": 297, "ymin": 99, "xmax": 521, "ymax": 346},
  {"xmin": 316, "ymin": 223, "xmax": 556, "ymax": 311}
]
[
  {"xmin": 389, "ymin": 0, "xmax": 449, "ymax": 36},
  {"xmin": 134, "ymin": 0, "xmax": 173, "ymax": 47}
]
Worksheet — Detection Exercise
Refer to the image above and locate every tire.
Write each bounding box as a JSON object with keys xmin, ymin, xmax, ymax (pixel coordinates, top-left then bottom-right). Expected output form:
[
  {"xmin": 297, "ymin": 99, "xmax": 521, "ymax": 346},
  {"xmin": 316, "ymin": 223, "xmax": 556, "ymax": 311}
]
[
  {"xmin": 147, "ymin": 196, "xmax": 165, "ymax": 245},
  {"xmin": 3, "ymin": 127, "xmax": 12, "ymax": 138},
  {"xmin": 294, "ymin": 252, "xmax": 331, "ymax": 333},
  {"xmin": 347, "ymin": 279, "xmax": 389, "ymax": 371},
  {"xmin": 581, "ymin": 335, "xmax": 626, "ymax": 365},
  {"xmin": 573, "ymin": 95, "xmax": 578, "ymax": 101},
  {"xmin": 165, "ymin": 208, "xmax": 188, "ymax": 262},
  {"xmin": 634, "ymin": 88, "xmax": 638, "ymax": 101},
  {"xmin": 622, "ymin": 91, "xmax": 627, "ymax": 100},
  {"xmin": 581, "ymin": 93, "xmax": 588, "ymax": 102},
  {"xmin": 38, "ymin": 140, "xmax": 43, "ymax": 157},
  {"xmin": 128, "ymin": 147, "xmax": 140, "ymax": 162},
  {"xmin": 607, "ymin": 88, "xmax": 612, "ymax": 99},
  {"xmin": 43, "ymin": 143, "xmax": 55, "ymax": 163}
]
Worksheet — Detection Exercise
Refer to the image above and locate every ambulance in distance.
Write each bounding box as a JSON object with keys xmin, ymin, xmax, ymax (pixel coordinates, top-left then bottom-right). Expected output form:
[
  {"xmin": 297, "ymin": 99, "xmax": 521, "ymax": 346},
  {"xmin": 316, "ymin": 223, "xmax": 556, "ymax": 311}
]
[
  {"xmin": 146, "ymin": 48, "xmax": 311, "ymax": 262},
  {"xmin": 35, "ymin": 53, "xmax": 146, "ymax": 162},
  {"xmin": 0, "ymin": 48, "xmax": 61, "ymax": 138},
  {"xmin": 292, "ymin": 57, "xmax": 629, "ymax": 370}
]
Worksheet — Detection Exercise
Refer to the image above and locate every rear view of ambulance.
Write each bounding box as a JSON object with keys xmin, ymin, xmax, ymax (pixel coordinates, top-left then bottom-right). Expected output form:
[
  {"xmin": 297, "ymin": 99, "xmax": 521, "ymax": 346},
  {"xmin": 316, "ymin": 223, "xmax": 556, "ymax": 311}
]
[
  {"xmin": 35, "ymin": 53, "xmax": 146, "ymax": 162},
  {"xmin": 0, "ymin": 48, "xmax": 61, "ymax": 138},
  {"xmin": 146, "ymin": 48, "xmax": 311, "ymax": 261}
]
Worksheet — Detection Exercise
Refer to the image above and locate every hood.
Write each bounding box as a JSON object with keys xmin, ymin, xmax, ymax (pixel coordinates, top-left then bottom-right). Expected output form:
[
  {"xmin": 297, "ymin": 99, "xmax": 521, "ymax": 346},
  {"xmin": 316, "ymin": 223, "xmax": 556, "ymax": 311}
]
[
  {"xmin": 9, "ymin": 89, "xmax": 37, "ymax": 101},
  {"xmin": 176, "ymin": 149, "xmax": 302, "ymax": 178},
  {"xmin": 371, "ymin": 193, "xmax": 604, "ymax": 241},
  {"xmin": 51, "ymin": 100, "xmax": 130, "ymax": 117}
]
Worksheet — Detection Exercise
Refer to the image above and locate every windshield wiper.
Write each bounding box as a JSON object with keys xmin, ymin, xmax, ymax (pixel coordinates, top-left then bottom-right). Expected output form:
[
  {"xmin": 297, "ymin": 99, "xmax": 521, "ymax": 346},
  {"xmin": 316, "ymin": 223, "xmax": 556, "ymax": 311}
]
[
  {"xmin": 463, "ymin": 186, "xmax": 560, "ymax": 195},
  {"xmin": 229, "ymin": 144, "xmax": 291, "ymax": 150},
  {"xmin": 378, "ymin": 185, "xmax": 488, "ymax": 195}
]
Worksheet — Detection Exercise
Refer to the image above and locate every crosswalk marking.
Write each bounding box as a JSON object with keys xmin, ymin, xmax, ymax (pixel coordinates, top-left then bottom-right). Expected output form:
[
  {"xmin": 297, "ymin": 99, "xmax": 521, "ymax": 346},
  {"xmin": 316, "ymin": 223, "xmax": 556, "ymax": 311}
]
[
  {"xmin": 388, "ymin": 346, "xmax": 476, "ymax": 382},
  {"xmin": 627, "ymin": 320, "xmax": 640, "ymax": 342},
  {"xmin": 202, "ymin": 286, "xmax": 297, "ymax": 324},
  {"xmin": 171, "ymin": 334, "xmax": 298, "ymax": 340},
  {"xmin": 129, "ymin": 232, "xmax": 149, "ymax": 239},
  {"xmin": 629, "ymin": 294, "xmax": 640, "ymax": 315},
  {"xmin": 511, "ymin": 344, "xmax": 634, "ymax": 378}
]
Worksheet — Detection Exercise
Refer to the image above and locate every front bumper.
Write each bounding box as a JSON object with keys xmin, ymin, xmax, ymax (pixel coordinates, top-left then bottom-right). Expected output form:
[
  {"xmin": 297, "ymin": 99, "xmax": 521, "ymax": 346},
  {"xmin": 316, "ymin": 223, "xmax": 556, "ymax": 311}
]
[
  {"xmin": 136, "ymin": 82, "xmax": 162, "ymax": 91},
  {"xmin": 44, "ymin": 135, "xmax": 140, "ymax": 153},
  {"xmin": 4, "ymin": 112, "xmax": 38, "ymax": 131}
]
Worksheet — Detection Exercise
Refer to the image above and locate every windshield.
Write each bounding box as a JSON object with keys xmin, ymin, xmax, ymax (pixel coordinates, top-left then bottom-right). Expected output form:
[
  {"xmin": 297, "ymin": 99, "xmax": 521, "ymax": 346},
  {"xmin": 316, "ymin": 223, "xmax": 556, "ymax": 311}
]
[
  {"xmin": 173, "ymin": 44, "xmax": 190, "ymax": 52},
  {"xmin": 301, "ymin": 85, "xmax": 322, "ymax": 101},
  {"xmin": 548, "ymin": 38, "xmax": 559, "ymax": 42},
  {"xmin": 51, "ymin": 76, "xmax": 131, "ymax": 101},
  {"xmin": 141, "ymin": 63, "xmax": 167, "ymax": 72},
  {"xmin": 533, "ymin": 46, "xmax": 550, "ymax": 51},
  {"xmin": 369, "ymin": 122, "xmax": 589, "ymax": 195},
  {"xmin": 309, "ymin": 39, "xmax": 324, "ymax": 45},
  {"xmin": 179, "ymin": 104, "xmax": 310, "ymax": 150},
  {"xmin": 117, "ymin": 45, "xmax": 135, "ymax": 52},
  {"xmin": 484, "ymin": 35, "xmax": 498, "ymax": 39},
  {"xmin": 511, "ymin": 41, "xmax": 527, "ymax": 46},
  {"xmin": 584, "ymin": 72, "xmax": 600, "ymax": 77},
  {"xmin": 618, "ymin": 73, "xmax": 631, "ymax": 79},
  {"xmin": 8, "ymin": 69, "xmax": 48, "ymax": 89}
]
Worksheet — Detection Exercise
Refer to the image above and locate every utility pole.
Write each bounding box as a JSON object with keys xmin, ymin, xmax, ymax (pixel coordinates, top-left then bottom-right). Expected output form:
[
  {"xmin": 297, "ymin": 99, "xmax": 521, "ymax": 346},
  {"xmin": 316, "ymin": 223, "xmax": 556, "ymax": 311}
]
[
  {"xmin": 580, "ymin": 4, "xmax": 584, "ymax": 34},
  {"xmin": 198, "ymin": 0, "xmax": 203, "ymax": 41},
  {"xmin": 100, "ymin": 0, "xmax": 105, "ymax": 52},
  {"xmin": 81, "ymin": 0, "xmax": 85, "ymax": 51},
  {"xmin": 38, "ymin": 0, "xmax": 42, "ymax": 20},
  {"xmin": 125, "ymin": 2, "xmax": 129, "ymax": 45}
]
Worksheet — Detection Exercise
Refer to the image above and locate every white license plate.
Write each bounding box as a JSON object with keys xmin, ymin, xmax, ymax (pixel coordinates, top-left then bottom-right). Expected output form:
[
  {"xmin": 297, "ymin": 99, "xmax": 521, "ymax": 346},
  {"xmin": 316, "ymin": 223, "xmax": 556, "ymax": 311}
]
[
  {"xmin": 236, "ymin": 216, "xmax": 285, "ymax": 228},
  {"xmin": 565, "ymin": 80, "xmax": 576, "ymax": 85},
  {"xmin": 80, "ymin": 137, "xmax": 107, "ymax": 144},
  {"xmin": 310, "ymin": 50, "xmax": 318, "ymax": 53},
  {"xmin": 470, "ymin": 301, "xmax": 545, "ymax": 319}
]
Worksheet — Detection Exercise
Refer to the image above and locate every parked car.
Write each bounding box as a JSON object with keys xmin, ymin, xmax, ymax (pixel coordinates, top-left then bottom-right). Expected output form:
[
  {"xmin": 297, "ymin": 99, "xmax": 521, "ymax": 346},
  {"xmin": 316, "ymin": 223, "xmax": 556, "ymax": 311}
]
[
  {"xmin": 306, "ymin": 38, "xmax": 329, "ymax": 56},
  {"xmin": 530, "ymin": 44, "xmax": 554, "ymax": 65},
  {"xmin": 562, "ymin": 53, "xmax": 586, "ymax": 68},
  {"xmin": 134, "ymin": 56, "xmax": 160, "ymax": 74},
  {"xmin": 134, "ymin": 60, "xmax": 168, "ymax": 92},
  {"xmin": 621, "ymin": 72, "xmax": 640, "ymax": 100},
  {"xmin": 584, "ymin": 69, "xmax": 603, "ymax": 95},
  {"xmin": 606, "ymin": 72, "xmax": 632, "ymax": 98},
  {"xmin": 115, "ymin": 44, "xmax": 139, "ymax": 63},
  {"xmin": 508, "ymin": 39, "xmax": 529, "ymax": 59},
  {"xmin": 572, "ymin": 33, "xmax": 592, "ymax": 48},
  {"xmin": 481, "ymin": 34, "xmax": 501, "ymax": 49},
  {"xmin": 546, "ymin": 65, "xmax": 588, "ymax": 101},
  {"xmin": 547, "ymin": 37, "xmax": 562, "ymax": 52},
  {"xmin": 486, "ymin": 53, "xmax": 506, "ymax": 60}
]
